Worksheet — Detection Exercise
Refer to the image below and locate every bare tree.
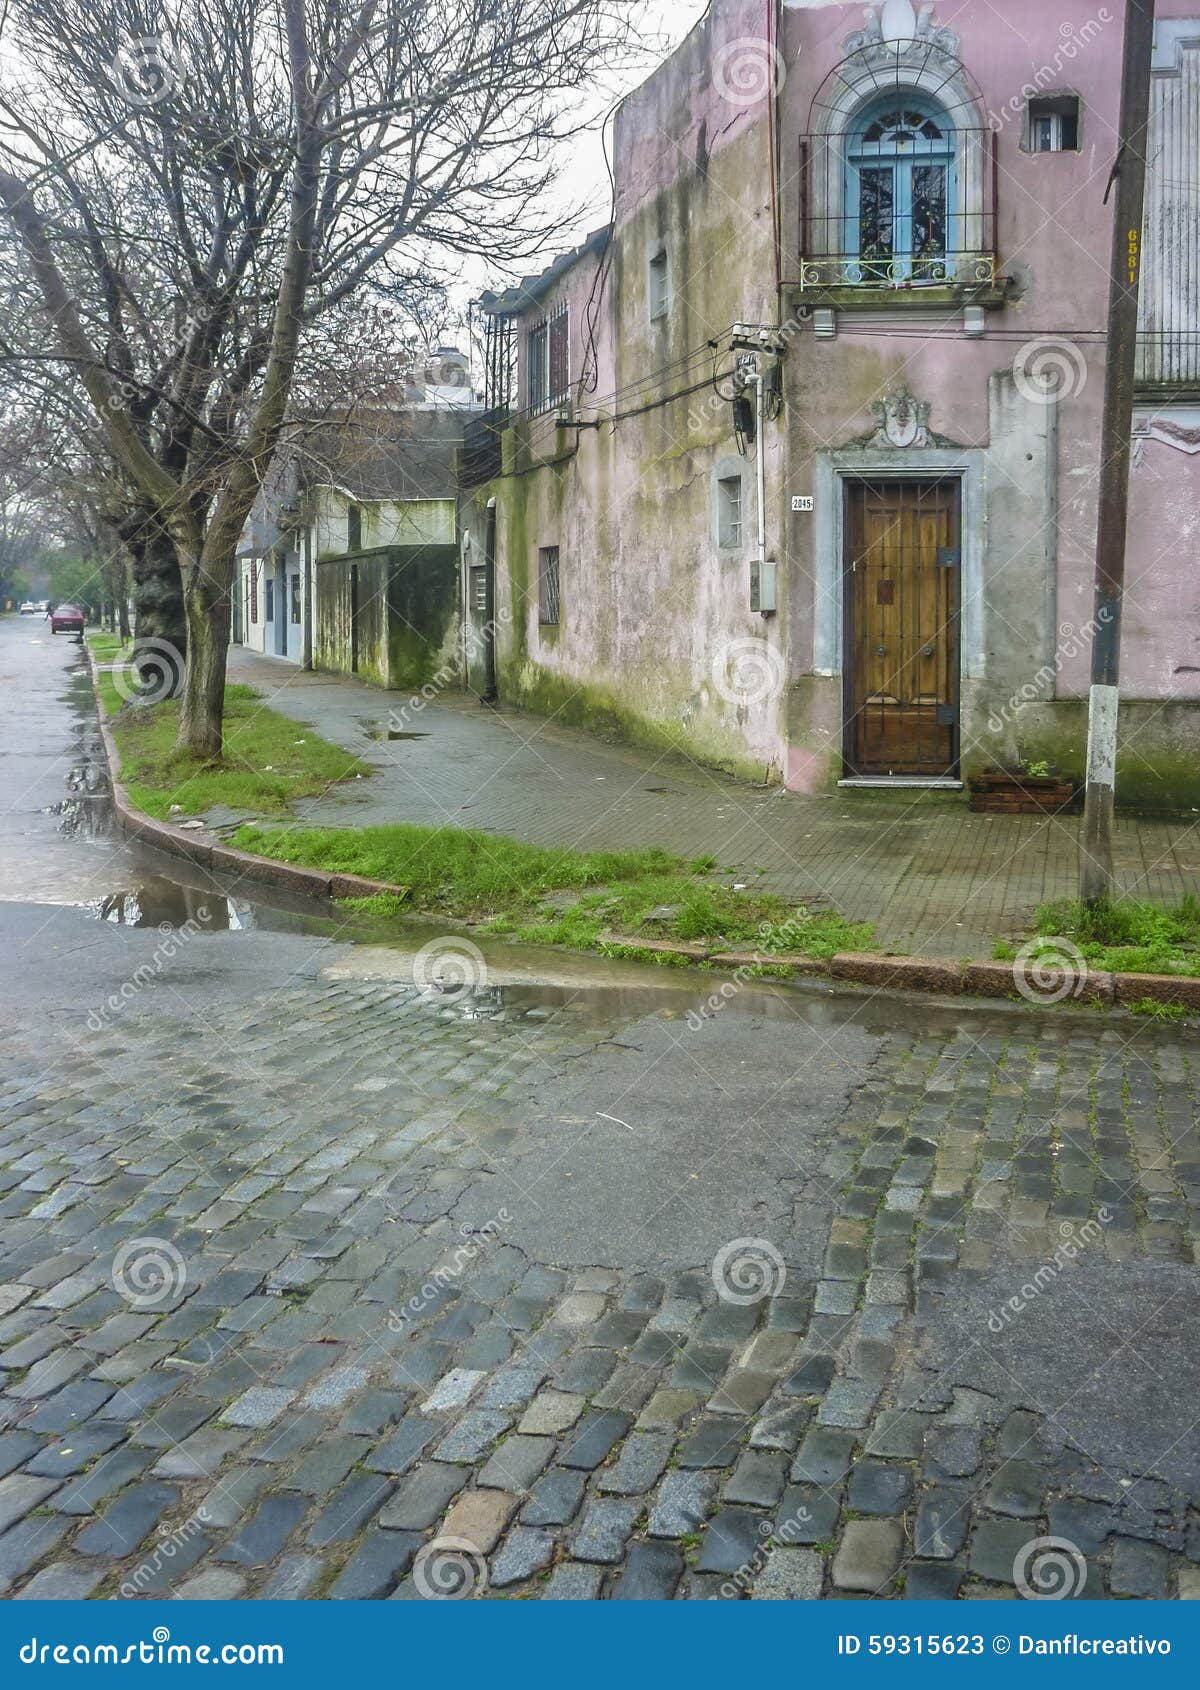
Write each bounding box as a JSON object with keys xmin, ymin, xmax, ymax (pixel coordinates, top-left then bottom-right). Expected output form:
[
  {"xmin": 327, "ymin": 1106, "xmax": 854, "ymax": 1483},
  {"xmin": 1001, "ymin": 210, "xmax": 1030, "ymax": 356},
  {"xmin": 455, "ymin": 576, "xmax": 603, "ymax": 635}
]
[{"xmin": 0, "ymin": 0, "xmax": 632, "ymax": 756}]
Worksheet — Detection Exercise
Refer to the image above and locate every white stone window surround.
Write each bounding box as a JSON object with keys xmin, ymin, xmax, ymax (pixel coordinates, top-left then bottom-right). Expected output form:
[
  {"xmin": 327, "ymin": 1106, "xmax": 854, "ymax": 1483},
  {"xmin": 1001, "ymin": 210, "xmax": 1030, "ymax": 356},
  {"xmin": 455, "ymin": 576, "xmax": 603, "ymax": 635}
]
[
  {"xmin": 717, "ymin": 474, "xmax": 744, "ymax": 549},
  {"xmin": 712, "ymin": 453, "xmax": 752, "ymax": 553},
  {"xmin": 804, "ymin": 43, "xmax": 993, "ymax": 286},
  {"xmin": 812, "ymin": 452, "xmax": 986, "ymax": 682}
]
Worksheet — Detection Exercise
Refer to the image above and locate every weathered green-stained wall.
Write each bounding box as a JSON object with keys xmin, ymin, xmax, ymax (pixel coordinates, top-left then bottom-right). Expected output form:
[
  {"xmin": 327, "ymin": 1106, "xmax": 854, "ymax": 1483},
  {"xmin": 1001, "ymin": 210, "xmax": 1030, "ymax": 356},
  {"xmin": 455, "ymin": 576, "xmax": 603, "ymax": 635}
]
[
  {"xmin": 386, "ymin": 544, "xmax": 459, "ymax": 689},
  {"xmin": 461, "ymin": 4, "xmax": 789, "ymax": 785},
  {"xmin": 315, "ymin": 543, "xmax": 459, "ymax": 691},
  {"xmin": 315, "ymin": 550, "xmax": 389, "ymax": 688}
]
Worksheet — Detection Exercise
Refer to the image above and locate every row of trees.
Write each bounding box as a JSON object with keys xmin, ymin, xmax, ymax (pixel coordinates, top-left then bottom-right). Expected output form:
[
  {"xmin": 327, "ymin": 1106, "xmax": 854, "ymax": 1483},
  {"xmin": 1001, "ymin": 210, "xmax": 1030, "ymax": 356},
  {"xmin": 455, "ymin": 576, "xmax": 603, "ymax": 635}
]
[{"xmin": 0, "ymin": 0, "xmax": 632, "ymax": 753}]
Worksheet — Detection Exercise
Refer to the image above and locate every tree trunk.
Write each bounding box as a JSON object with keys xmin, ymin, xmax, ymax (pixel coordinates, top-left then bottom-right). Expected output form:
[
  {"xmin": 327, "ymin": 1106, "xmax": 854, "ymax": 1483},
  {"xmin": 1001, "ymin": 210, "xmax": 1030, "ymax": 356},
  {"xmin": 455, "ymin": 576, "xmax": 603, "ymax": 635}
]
[
  {"xmin": 121, "ymin": 513, "xmax": 187, "ymax": 693},
  {"xmin": 177, "ymin": 562, "xmax": 232, "ymax": 760}
]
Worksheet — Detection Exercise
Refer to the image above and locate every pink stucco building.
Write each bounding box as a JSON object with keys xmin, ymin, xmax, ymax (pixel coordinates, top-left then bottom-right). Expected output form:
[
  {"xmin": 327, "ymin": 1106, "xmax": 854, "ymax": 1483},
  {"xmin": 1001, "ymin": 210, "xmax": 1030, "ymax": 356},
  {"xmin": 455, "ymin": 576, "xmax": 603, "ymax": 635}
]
[{"xmin": 459, "ymin": 0, "xmax": 1200, "ymax": 809}]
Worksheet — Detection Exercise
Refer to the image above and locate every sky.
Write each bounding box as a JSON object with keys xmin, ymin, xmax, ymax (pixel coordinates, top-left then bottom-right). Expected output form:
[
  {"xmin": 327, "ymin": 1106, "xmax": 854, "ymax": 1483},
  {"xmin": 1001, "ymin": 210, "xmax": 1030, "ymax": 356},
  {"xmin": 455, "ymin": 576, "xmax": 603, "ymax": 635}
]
[
  {"xmin": 557, "ymin": 0, "xmax": 712, "ymax": 226},
  {"xmin": 449, "ymin": 0, "xmax": 711, "ymax": 317}
]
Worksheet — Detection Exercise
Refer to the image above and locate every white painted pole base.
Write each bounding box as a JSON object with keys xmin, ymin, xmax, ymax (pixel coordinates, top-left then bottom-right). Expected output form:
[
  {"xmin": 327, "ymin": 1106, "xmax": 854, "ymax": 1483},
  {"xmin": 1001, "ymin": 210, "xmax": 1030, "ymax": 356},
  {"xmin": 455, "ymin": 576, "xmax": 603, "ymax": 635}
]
[{"xmin": 1080, "ymin": 682, "xmax": 1119, "ymax": 903}]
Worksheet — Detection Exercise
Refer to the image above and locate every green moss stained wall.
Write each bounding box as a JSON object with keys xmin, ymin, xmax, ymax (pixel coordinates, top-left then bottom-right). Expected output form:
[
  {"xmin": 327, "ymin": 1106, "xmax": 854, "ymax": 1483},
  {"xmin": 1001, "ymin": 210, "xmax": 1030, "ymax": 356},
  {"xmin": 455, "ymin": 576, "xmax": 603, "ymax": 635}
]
[{"xmin": 315, "ymin": 544, "xmax": 458, "ymax": 691}]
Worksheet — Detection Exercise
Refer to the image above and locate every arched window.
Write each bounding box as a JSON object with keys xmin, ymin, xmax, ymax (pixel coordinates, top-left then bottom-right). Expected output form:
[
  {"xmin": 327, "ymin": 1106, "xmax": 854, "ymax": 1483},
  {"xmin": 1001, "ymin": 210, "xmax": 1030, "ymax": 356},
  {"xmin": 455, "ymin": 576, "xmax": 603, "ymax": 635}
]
[
  {"xmin": 846, "ymin": 93, "xmax": 955, "ymax": 282},
  {"xmin": 800, "ymin": 40, "xmax": 996, "ymax": 295}
]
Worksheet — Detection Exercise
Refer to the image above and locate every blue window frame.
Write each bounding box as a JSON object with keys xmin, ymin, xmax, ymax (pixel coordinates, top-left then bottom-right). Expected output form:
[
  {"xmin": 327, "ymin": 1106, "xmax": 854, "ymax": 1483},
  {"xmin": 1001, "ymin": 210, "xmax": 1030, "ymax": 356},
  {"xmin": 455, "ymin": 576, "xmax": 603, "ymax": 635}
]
[{"xmin": 846, "ymin": 95, "xmax": 955, "ymax": 283}]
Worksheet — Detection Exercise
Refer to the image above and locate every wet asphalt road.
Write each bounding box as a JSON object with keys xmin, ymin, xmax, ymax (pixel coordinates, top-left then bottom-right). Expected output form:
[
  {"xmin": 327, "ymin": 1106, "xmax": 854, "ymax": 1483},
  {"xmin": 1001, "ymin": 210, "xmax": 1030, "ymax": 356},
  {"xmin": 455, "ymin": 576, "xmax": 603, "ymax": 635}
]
[
  {"xmin": 1, "ymin": 615, "xmax": 1199, "ymax": 1600},
  {"xmin": 0, "ymin": 616, "xmax": 344, "ymax": 1025}
]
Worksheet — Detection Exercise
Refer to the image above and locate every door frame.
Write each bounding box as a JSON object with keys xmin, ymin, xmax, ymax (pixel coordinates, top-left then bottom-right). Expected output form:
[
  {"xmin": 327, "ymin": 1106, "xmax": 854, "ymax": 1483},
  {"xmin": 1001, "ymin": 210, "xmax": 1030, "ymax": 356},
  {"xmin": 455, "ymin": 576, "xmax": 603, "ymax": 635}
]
[
  {"xmin": 466, "ymin": 504, "xmax": 498, "ymax": 703},
  {"xmin": 349, "ymin": 563, "xmax": 360, "ymax": 674},
  {"xmin": 275, "ymin": 557, "xmax": 288, "ymax": 657},
  {"xmin": 839, "ymin": 470, "xmax": 963, "ymax": 781}
]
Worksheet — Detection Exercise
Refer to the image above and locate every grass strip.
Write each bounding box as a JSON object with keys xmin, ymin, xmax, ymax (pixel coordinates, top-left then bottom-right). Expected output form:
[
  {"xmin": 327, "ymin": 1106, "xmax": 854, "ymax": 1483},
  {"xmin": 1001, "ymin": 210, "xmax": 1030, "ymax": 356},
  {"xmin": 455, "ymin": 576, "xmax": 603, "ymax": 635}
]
[
  {"xmin": 106, "ymin": 687, "xmax": 370, "ymax": 820},
  {"xmin": 232, "ymin": 819, "xmax": 872, "ymax": 954},
  {"xmin": 995, "ymin": 894, "xmax": 1200, "ymax": 977}
]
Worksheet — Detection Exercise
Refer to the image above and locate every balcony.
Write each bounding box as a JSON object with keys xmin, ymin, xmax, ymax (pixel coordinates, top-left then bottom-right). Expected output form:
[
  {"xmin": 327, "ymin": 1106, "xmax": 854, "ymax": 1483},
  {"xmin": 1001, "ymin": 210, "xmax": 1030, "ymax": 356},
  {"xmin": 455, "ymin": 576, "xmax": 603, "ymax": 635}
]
[{"xmin": 797, "ymin": 125, "xmax": 1006, "ymax": 312}]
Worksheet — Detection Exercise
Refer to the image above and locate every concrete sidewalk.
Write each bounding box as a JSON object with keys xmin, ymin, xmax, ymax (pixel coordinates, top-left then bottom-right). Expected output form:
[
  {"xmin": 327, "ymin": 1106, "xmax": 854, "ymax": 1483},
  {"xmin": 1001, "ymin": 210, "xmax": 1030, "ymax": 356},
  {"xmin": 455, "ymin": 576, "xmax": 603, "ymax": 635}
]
[{"xmin": 227, "ymin": 649, "xmax": 1200, "ymax": 959}]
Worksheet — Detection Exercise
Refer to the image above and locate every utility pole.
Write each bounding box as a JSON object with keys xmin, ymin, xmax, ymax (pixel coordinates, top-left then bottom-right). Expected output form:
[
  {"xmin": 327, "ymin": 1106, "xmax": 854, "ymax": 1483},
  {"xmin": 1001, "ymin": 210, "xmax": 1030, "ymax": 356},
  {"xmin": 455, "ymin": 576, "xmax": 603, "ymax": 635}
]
[{"xmin": 1080, "ymin": 0, "xmax": 1157, "ymax": 903}]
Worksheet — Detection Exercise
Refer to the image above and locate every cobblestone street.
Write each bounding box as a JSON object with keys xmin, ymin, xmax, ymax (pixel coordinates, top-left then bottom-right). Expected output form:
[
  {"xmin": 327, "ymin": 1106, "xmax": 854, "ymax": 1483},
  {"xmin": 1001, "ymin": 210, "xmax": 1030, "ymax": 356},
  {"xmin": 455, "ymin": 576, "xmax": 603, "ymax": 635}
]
[{"xmin": 2, "ymin": 623, "xmax": 1200, "ymax": 1603}]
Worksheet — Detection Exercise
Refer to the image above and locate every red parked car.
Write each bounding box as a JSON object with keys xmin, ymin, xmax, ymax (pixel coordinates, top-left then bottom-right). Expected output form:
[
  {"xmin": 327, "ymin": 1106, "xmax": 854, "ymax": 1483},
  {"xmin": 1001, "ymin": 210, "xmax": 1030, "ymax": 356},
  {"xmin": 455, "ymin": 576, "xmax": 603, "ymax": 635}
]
[{"xmin": 49, "ymin": 603, "xmax": 86, "ymax": 635}]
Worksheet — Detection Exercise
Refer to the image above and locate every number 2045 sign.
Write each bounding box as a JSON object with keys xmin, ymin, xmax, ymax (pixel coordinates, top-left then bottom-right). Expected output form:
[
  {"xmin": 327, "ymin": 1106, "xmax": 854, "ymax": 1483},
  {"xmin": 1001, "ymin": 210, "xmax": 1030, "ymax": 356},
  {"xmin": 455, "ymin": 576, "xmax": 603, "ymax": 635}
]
[{"xmin": 791, "ymin": 495, "xmax": 814, "ymax": 512}]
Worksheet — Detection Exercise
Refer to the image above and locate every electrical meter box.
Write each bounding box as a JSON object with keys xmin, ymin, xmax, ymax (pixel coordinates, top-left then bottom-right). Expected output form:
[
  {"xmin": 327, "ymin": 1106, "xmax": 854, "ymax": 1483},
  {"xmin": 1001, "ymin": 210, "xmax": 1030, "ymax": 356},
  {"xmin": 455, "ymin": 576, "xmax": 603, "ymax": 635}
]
[{"xmin": 750, "ymin": 560, "xmax": 777, "ymax": 615}]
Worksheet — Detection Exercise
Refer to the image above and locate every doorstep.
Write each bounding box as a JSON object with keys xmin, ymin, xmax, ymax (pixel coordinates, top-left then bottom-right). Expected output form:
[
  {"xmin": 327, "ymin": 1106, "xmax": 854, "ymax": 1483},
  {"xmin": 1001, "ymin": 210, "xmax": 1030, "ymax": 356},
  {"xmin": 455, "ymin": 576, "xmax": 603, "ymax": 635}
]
[{"xmin": 837, "ymin": 777, "xmax": 963, "ymax": 790}]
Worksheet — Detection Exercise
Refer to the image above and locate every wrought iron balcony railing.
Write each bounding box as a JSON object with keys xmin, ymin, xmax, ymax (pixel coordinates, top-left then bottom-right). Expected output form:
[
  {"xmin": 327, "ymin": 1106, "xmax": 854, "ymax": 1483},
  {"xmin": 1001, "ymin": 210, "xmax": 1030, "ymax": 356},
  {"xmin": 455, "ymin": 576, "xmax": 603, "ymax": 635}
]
[{"xmin": 798, "ymin": 127, "xmax": 999, "ymax": 296}]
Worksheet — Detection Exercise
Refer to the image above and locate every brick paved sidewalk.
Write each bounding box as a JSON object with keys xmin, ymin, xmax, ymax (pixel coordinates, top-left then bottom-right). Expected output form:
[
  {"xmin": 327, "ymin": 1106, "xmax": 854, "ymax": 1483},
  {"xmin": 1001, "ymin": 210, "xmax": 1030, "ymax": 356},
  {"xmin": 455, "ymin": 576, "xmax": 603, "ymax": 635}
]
[{"xmin": 228, "ymin": 651, "xmax": 1200, "ymax": 959}]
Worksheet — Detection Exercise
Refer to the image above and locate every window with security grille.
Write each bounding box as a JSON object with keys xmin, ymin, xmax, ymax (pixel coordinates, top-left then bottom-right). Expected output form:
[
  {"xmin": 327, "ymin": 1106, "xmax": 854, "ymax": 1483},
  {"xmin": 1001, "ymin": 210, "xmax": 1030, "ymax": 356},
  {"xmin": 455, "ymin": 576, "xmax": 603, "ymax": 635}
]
[
  {"xmin": 528, "ymin": 305, "xmax": 569, "ymax": 413},
  {"xmin": 249, "ymin": 562, "xmax": 258, "ymax": 624},
  {"xmin": 538, "ymin": 545, "xmax": 560, "ymax": 625},
  {"xmin": 290, "ymin": 573, "xmax": 301, "ymax": 624},
  {"xmin": 718, "ymin": 475, "xmax": 743, "ymax": 548},
  {"xmin": 848, "ymin": 95, "xmax": 953, "ymax": 282}
]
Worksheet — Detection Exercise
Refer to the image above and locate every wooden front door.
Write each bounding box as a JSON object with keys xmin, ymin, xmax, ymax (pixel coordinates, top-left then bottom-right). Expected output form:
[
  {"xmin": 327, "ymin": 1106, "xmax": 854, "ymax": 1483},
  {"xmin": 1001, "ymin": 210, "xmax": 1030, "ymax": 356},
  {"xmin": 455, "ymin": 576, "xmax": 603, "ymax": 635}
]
[{"xmin": 844, "ymin": 478, "xmax": 960, "ymax": 777}]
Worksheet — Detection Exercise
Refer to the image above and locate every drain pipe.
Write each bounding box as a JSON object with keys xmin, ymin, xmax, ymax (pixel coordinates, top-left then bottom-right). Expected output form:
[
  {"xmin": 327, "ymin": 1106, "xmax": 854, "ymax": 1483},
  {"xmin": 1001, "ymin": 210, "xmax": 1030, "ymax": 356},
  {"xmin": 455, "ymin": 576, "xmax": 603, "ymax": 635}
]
[
  {"xmin": 732, "ymin": 323, "xmax": 779, "ymax": 616},
  {"xmin": 755, "ymin": 357, "xmax": 767, "ymax": 603}
]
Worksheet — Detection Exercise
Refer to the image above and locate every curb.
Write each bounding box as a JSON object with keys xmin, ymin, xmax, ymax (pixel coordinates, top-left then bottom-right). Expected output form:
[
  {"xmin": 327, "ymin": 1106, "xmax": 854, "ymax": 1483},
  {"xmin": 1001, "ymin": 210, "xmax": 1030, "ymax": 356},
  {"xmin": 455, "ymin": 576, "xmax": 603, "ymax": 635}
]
[
  {"xmin": 87, "ymin": 649, "xmax": 408, "ymax": 908},
  {"xmin": 85, "ymin": 650, "xmax": 1196, "ymax": 1016}
]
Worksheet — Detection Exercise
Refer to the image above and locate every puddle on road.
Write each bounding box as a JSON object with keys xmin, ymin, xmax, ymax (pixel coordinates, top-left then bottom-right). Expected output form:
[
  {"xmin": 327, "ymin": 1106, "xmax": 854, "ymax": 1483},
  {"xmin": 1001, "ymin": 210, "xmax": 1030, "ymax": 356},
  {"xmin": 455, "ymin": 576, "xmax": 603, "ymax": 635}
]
[
  {"xmin": 45, "ymin": 794, "xmax": 108, "ymax": 839},
  {"xmin": 357, "ymin": 717, "xmax": 429, "ymax": 741},
  {"xmin": 88, "ymin": 876, "xmax": 254, "ymax": 931}
]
